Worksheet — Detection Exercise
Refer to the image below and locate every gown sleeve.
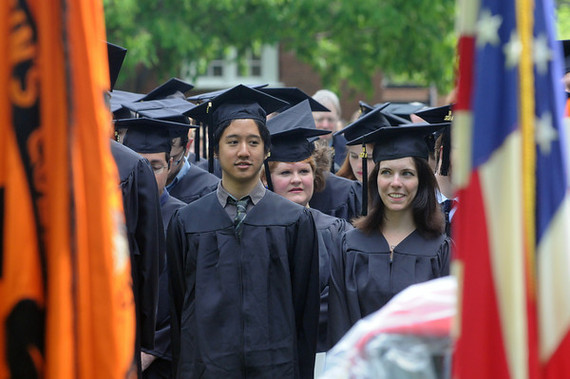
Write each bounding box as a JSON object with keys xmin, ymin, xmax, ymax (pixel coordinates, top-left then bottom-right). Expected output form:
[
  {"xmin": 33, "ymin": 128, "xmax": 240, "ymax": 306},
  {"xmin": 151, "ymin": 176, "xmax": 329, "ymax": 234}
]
[
  {"xmin": 327, "ymin": 232, "xmax": 359, "ymax": 348},
  {"xmin": 165, "ymin": 209, "xmax": 188, "ymax": 377},
  {"xmin": 133, "ymin": 159, "xmax": 164, "ymax": 350},
  {"xmin": 290, "ymin": 209, "xmax": 320, "ymax": 378}
]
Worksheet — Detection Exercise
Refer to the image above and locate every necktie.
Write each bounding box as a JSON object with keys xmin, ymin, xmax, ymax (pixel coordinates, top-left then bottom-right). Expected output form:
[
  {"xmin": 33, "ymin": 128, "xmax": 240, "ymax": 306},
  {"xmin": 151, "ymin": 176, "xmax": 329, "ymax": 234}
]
[{"xmin": 228, "ymin": 196, "xmax": 249, "ymax": 240}]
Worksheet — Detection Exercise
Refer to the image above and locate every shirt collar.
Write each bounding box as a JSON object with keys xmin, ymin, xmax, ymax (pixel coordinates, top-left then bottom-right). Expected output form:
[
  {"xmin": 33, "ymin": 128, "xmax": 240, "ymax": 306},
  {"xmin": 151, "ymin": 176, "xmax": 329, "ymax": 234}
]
[
  {"xmin": 217, "ymin": 180, "xmax": 266, "ymax": 207},
  {"xmin": 165, "ymin": 156, "xmax": 190, "ymax": 191}
]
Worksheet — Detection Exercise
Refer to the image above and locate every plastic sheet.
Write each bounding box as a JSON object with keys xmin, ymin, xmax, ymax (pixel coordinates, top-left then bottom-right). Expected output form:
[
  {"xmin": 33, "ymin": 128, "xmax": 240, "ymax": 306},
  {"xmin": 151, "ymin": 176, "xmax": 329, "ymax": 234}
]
[{"xmin": 320, "ymin": 276, "xmax": 456, "ymax": 379}]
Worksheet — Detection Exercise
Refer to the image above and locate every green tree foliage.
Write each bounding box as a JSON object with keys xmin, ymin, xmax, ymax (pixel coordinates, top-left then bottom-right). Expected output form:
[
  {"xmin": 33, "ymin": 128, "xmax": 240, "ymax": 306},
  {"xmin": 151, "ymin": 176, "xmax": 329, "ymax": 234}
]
[
  {"xmin": 557, "ymin": 2, "xmax": 570, "ymax": 39},
  {"xmin": 104, "ymin": 0, "xmax": 457, "ymax": 93}
]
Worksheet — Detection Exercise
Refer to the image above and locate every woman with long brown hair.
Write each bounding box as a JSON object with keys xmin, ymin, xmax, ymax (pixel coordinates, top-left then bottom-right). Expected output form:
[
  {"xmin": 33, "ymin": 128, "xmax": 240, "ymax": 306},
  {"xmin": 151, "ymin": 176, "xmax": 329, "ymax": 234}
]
[{"xmin": 328, "ymin": 123, "xmax": 451, "ymax": 346}]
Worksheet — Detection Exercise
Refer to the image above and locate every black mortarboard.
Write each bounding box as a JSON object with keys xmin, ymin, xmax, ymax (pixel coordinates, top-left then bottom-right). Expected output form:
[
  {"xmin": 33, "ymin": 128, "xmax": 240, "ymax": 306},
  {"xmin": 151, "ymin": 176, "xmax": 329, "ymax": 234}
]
[
  {"xmin": 335, "ymin": 103, "xmax": 391, "ymax": 144},
  {"xmin": 340, "ymin": 102, "xmax": 391, "ymax": 216},
  {"xmin": 124, "ymin": 99, "xmax": 199, "ymax": 155},
  {"xmin": 562, "ymin": 40, "xmax": 570, "ymax": 73},
  {"xmin": 106, "ymin": 42, "xmax": 127, "ymax": 91},
  {"xmin": 358, "ymin": 101, "xmax": 375, "ymax": 115},
  {"xmin": 380, "ymin": 109, "xmax": 412, "ymax": 125},
  {"xmin": 118, "ymin": 118, "xmax": 190, "ymax": 154},
  {"xmin": 383, "ymin": 102, "xmax": 427, "ymax": 121},
  {"xmin": 138, "ymin": 78, "xmax": 194, "ymax": 102},
  {"xmin": 355, "ymin": 123, "xmax": 448, "ymax": 163},
  {"xmin": 416, "ymin": 104, "xmax": 454, "ymax": 176},
  {"xmin": 415, "ymin": 104, "xmax": 453, "ymax": 175},
  {"xmin": 124, "ymin": 97, "xmax": 193, "ymax": 114},
  {"xmin": 266, "ymin": 100, "xmax": 330, "ymax": 162},
  {"xmin": 415, "ymin": 104, "xmax": 454, "ymax": 124},
  {"xmin": 261, "ymin": 87, "xmax": 330, "ymax": 112},
  {"xmin": 184, "ymin": 84, "xmax": 288, "ymax": 128},
  {"xmin": 109, "ymin": 90, "xmax": 145, "ymax": 123},
  {"xmin": 187, "ymin": 84, "xmax": 269, "ymax": 103}
]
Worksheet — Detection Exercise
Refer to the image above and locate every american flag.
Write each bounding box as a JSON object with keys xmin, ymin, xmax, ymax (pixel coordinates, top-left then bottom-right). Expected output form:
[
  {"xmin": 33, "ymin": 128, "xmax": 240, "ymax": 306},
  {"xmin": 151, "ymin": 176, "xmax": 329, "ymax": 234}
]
[{"xmin": 452, "ymin": 0, "xmax": 570, "ymax": 377}]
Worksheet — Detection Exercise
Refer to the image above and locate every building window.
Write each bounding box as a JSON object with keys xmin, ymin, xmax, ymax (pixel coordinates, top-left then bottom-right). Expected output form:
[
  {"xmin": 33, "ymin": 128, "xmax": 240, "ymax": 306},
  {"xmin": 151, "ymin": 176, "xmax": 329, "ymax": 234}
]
[{"xmin": 183, "ymin": 44, "xmax": 281, "ymax": 89}]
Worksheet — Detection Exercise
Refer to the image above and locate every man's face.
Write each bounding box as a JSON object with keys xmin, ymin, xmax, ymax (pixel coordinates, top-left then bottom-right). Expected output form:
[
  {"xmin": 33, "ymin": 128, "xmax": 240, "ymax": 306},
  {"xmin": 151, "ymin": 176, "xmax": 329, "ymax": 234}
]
[
  {"xmin": 217, "ymin": 119, "xmax": 266, "ymax": 188},
  {"xmin": 140, "ymin": 152, "xmax": 170, "ymax": 196},
  {"xmin": 167, "ymin": 137, "xmax": 185, "ymax": 183},
  {"xmin": 313, "ymin": 102, "xmax": 339, "ymax": 141}
]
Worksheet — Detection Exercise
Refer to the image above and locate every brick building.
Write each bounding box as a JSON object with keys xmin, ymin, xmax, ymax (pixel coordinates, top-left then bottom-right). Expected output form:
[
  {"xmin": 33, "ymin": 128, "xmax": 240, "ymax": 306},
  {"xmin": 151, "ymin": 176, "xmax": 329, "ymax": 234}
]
[{"xmin": 186, "ymin": 44, "xmax": 441, "ymax": 123}]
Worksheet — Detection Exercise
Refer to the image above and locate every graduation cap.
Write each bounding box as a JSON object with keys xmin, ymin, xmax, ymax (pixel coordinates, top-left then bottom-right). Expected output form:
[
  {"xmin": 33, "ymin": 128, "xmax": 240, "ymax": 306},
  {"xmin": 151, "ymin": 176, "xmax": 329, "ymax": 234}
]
[
  {"xmin": 415, "ymin": 104, "xmax": 454, "ymax": 124},
  {"xmin": 187, "ymin": 84, "xmax": 269, "ymax": 103},
  {"xmin": 184, "ymin": 84, "xmax": 288, "ymax": 173},
  {"xmin": 337, "ymin": 103, "xmax": 391, "ymax": 215},
  {"xmin": 106, "ymin": 42, "xmax": 127, "ymax": 91},
  {"xmin": 267, "ymin": 100, "xmax": 330, "ymax": 162},
  {"xmin": 123, "ymin": 97, "xmax": 192, "ymax": 114},
  {"xmin": 264, "ymin": 100, "xmax": 329, "ymax": 190},
  {"xmin": 124, "ymin": 99, "xmax": 203, "ymax": 160},
  {"xmin": 118, "ymin": 118, "xmax": 191, "ymax": 154},
  {"xmin": 383, "ymin": 102, "xmax": 427, "ymax": 121},
  {"xmin": 358, "ymin": 101, "xmax": 375, "ymax": 115},
  {"xmin": 380, "ymin": 109, "xmax": 412, "ymax": 126},
  {"xmin": 260, "ymin": 87, "xmax": 330, "ymax": 113},
  {"xmin": 138, "ymin": 78, "xmax": 194, "ymax": 102},
  {"xmin": 184, "ymin": 84, "xmax": 287, "ymax": 128},
  {"xmin": 415, "ymin": 104, "xmax": 453, "ymax": 175},
  {"xmin": 561, "ymin": 40, "xmax": 570, "ymax": 73},
  {"xmin": 355, "ymin": 123, "xmax": 448, "ymax": 163},
  {"xmin": 355, "ymin": 101, "xmax": 410, "ymax": 125},
  {"xmin": 336, "ymin": 103, "xmax": 391, "ymax": 144},
  {"xmin": 109, "ymin": 89, "xmax": 144, "ymax": 114}
]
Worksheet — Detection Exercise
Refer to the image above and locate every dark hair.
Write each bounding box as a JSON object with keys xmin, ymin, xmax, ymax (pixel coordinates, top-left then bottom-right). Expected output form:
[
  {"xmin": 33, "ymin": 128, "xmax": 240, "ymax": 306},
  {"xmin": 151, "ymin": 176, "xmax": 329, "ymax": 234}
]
[
  {"xmin": 353, "ymin": 157, "xmax": 444, "ymax": 238},
  {"xmin": 213, "ymin": 119, "xmax": 270, "ymax": 155},
  {"xmin": 336, "ymin": 152, "xmax": 357, "ymax": 181},
  {"xmin": 179, "ymin": 134, "xmax": 189, "ymax": 149},
  {"xmin": 165, "ymin": 151, "xmax": 171, "ymax": 169}
]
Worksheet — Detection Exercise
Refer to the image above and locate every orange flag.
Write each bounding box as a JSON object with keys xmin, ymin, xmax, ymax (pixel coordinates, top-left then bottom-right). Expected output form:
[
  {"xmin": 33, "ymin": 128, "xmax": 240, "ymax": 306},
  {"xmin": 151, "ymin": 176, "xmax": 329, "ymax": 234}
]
[{"xmin": 0, "ymin": 0, "xmax": 135, "ymax": 378}]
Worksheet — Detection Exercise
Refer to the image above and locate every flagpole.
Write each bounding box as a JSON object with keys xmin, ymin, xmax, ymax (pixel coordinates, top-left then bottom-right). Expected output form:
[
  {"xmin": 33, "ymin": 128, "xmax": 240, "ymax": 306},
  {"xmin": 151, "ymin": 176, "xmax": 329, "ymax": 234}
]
[{"xmin": 517, "ymin": 0, "xmax": 537, "ymax": 296}]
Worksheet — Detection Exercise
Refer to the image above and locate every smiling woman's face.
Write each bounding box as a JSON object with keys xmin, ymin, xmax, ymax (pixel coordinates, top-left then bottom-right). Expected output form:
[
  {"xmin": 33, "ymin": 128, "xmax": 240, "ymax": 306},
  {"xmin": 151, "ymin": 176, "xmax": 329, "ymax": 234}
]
[
  {"xmin": 270, "ymin": 161, "xmax": 315, "ymax": 207},
  {"xmin": 377, "ymin": 156, "xmax": 419, "ymax": 215}
]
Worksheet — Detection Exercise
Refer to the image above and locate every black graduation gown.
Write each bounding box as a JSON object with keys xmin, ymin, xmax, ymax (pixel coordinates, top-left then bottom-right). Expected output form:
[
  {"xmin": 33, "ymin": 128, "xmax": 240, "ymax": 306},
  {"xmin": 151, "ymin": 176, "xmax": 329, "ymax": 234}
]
[
  {"xmin": 308, "ymin": 208, "xmax": 353, "ymax": 353},
  {"xmin": 332, "ymin": 134, "xmax": 348, "ymax": 169},
  {"xmin": 440, "ymin": 199, "xmax": 456, "ymax": 238},
  {"xmin": 327, "ymin": 228, "xmax": 450, "ymax": 347},
  {"xmin": 160, "ymin": 191, "xmax": 186, "ymax": 235},
  {"xmin": 186, "ymin": 152, "xmax": 207, "ymax": 165},
  {"xmin": 167, "ymin": 190, "xmax": 320, "ymax": 378},
  {"xmin": 168, "ymin": 164, "xmax": 219, "ymax": 204},
  {"xmin": 195, "ymin": 156, "xmax": 223, "ymax": 179},
  {"xmin": 310, "ymin": 174, "xmax": 362, "ymax": 223},
  {"xmin": 111, "ymin": 141, "xmax": 163, "ymax": 353},
  {"xmin": 143, "ymin": 191, "xmax": 186, "ymax": 379}
]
